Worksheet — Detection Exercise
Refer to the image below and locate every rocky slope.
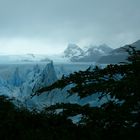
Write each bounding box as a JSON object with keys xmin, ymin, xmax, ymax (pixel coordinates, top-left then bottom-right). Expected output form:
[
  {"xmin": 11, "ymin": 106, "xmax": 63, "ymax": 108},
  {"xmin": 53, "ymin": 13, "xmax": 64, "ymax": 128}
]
[{"xmin": 98, "ymin": 40, "xmax": 140, "ymax": 64}]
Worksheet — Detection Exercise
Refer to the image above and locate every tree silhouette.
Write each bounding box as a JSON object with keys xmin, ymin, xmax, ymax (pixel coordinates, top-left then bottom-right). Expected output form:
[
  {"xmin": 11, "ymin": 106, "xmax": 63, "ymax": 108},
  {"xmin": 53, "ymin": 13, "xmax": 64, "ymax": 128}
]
[
  {"xmin": 33, "ymin": 46, "xmax": 140, "ymax": 139},
  {"xmin": 0, "ymin": 46, "xmax": 140, "ymax": 140}
]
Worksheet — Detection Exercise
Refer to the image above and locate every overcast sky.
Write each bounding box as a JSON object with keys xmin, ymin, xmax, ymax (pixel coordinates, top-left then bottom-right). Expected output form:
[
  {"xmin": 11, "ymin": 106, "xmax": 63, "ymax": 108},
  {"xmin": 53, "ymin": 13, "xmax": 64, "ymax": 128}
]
[{"xmin": 0, "ymin": 0, "xmax": 140, "ymax": 54}]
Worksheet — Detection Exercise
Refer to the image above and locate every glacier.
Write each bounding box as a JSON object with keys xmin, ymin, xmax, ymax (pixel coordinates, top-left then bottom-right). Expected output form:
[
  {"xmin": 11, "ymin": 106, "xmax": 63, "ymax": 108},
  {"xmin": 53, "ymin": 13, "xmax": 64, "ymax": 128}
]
[
  {"xmin": 0, "ymin": 57, "xmax": 106, "ymax": 110},
  {"xmin": 0, "ymin": 62, "xmax": 57, "ymax": 105}
]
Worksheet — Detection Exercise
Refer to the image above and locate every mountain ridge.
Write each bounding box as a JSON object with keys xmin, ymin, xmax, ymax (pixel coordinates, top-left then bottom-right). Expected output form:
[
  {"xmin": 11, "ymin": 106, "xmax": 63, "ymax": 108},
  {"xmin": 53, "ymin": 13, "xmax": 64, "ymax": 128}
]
[
  {"xmin": 64, "ymin": 43, "xmax": 113, "ymax": 62},
  {"xmin": 98, "ymin": 40, "xmax": 140, "ymax": 64}
]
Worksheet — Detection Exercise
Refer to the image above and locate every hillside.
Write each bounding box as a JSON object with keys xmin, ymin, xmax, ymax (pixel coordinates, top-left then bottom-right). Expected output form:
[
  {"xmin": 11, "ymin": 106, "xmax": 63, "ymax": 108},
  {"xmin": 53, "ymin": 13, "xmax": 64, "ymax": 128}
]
[{"xmin": 98, "ymin": 40, "xmax": 140, "ymax": 64}]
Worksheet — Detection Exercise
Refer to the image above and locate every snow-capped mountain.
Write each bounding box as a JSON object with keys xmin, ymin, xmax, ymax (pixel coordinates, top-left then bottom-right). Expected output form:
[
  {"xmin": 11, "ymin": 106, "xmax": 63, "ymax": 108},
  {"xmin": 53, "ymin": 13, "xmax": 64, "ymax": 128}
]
[
  {"xmin": 98, "ymin": 40, "xmax": 140, "ymax": 64},
  {"xmin": 63, "ymin": 43, "xmax": 113, "ymax": 62},
  {"xmin": 84, "ymin": 44, "xmax": 112, "ymax": 55},
  {"xmin": 0, "ymin": 43, "xmax": 113, "ymax": 64},
  {"xmin": 64, "ymin": 44, "xmax": 84, "ymax": 58}
]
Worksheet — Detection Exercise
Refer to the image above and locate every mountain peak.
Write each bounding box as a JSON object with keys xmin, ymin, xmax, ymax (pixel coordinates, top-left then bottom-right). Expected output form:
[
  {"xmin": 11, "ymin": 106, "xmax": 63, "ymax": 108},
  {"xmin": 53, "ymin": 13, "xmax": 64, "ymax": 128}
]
[
  {"xmin": 98, "ymin": 44, "xmax": 113, "ymax": 53},
  {"xmin": 63, "ymin": 43, "xmax": 113, "ymax": 62},
  {"xmin": 67, "ymin": 43, "xmax": 80, "ymax": 49},
  {"xmin": 131, "ymin": 40, "xmax": 140, "ymax": 49},
  {"xmin": 64, "ymin": 44, "xmax": 84, "ymax": 58},
  {"xmin": 97, "ymin": 39, "xmax": 140, "ymax": 64}
]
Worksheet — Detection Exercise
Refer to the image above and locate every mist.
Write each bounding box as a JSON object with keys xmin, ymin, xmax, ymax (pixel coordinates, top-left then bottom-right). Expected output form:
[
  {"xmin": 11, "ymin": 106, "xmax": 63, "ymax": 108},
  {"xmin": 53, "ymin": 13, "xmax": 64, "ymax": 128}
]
[{"xmin": 0, "ymin": 0, "xmax": 140, "ymax": 54}]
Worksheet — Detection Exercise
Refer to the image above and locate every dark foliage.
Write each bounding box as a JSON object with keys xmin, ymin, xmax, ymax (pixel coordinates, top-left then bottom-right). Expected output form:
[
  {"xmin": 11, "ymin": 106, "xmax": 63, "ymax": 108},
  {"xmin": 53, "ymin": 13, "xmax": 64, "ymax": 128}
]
[
  {"xmin": 0, "ymin": 46, "xmax": 140, "ymax": 139},
  {"xmin": 0, "ymin": 96, "xmax": 79, "ymax": 140}
]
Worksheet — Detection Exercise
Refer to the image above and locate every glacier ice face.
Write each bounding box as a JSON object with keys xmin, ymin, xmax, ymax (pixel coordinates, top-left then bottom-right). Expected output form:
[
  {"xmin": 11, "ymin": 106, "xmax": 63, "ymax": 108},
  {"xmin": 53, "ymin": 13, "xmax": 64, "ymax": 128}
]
[
  {"xmin": 0, "ymin": 61, "xmax": 103, "ymax": 109},
  {"xmin": 0, "ymin": 62, "xmax": 57, "ymax": 104},
  {"xmin": 9, "ymin": 67, "xmax": 24, "ymax": 87},
  {"xmin": 0, "ymin": 61, "xmax": 86, "ymax": 109}
]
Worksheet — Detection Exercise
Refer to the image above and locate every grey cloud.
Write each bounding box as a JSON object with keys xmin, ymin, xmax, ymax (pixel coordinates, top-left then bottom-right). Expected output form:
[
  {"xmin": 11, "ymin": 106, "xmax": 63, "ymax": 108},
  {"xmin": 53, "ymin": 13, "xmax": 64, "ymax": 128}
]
[{"xmin": 0, "ymin": 0, "xmax": 140, "ymax": 50}]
